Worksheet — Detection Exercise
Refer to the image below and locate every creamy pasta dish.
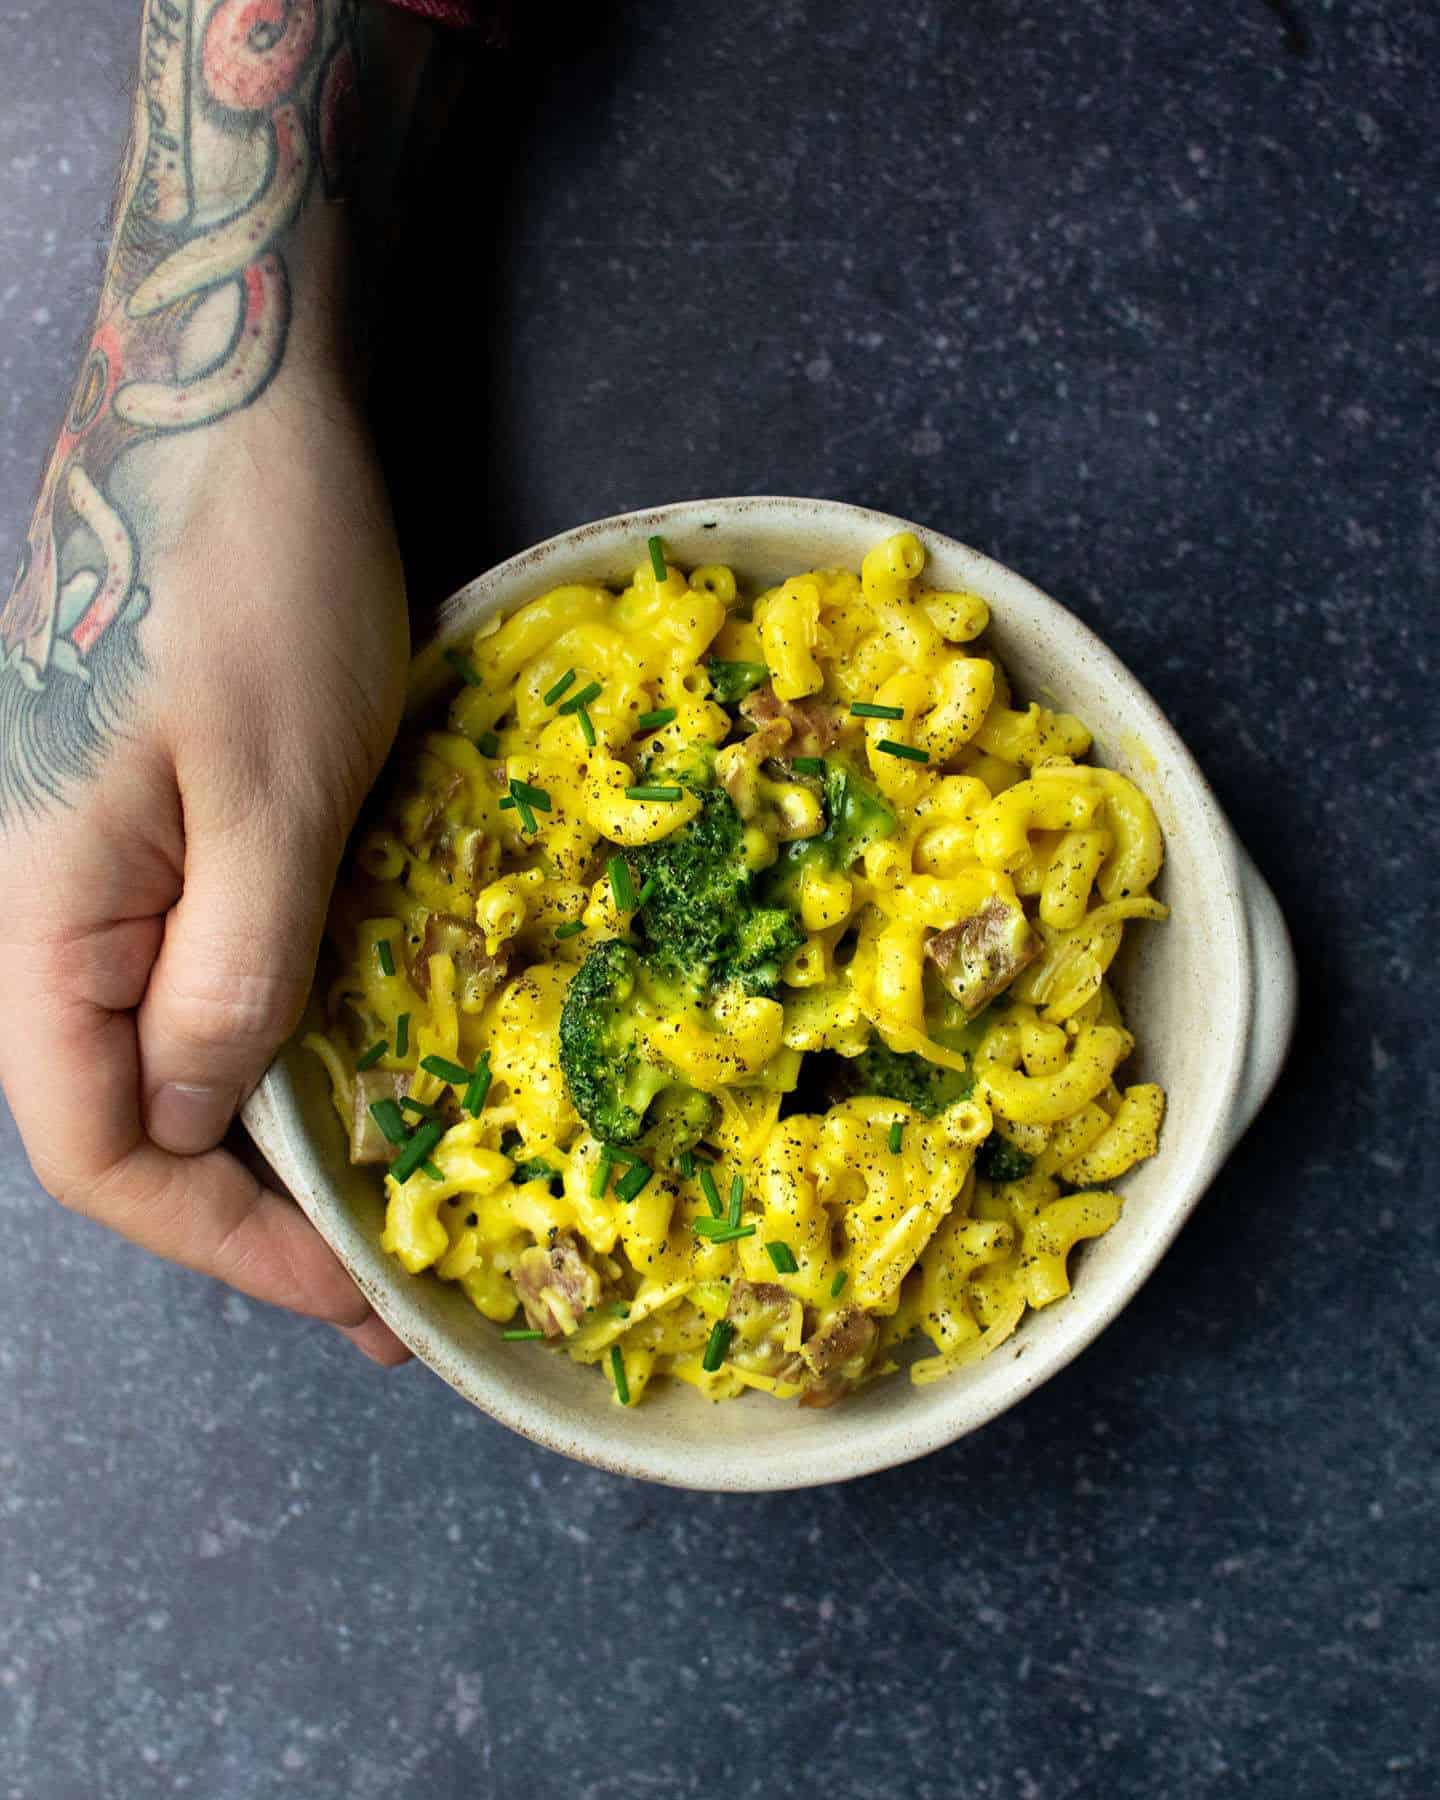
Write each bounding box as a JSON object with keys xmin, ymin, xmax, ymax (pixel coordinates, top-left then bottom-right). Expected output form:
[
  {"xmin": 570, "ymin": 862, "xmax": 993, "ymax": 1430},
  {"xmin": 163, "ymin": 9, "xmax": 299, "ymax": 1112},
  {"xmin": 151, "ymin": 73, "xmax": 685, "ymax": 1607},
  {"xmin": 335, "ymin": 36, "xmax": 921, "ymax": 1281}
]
[{"xmin": 307, "ymin": 531, "xmax": 1168, "ymax": 1408}]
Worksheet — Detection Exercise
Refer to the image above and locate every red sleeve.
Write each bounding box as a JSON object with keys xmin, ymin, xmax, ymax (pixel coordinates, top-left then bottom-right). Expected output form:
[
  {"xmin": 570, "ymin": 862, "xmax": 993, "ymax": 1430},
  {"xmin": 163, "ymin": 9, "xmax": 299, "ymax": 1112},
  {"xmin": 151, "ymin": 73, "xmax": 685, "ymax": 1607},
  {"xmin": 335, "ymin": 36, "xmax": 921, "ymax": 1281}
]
[{"xmin": 375, "ymin": 0, "xmax": 510, "ymax": 36}]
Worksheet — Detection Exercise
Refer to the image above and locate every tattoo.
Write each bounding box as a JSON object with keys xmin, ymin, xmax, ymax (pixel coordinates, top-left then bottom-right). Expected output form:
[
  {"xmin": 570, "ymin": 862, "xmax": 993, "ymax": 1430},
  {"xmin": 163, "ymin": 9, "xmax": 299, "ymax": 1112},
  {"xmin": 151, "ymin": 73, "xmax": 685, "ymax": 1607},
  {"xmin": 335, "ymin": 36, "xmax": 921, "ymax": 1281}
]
[{"xmin": 1, "ymin": 0, "xmax": 361, "ymax": 820}]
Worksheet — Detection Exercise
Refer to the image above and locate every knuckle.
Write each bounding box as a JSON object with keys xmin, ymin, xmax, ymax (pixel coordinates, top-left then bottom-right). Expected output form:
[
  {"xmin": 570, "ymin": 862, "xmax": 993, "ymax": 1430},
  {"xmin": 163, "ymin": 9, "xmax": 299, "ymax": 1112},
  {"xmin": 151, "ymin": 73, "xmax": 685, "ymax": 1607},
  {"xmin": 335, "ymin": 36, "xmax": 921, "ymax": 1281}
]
[{"xmin": 158, "ymin": 968, "xmax": 308, "ymax": 1054}]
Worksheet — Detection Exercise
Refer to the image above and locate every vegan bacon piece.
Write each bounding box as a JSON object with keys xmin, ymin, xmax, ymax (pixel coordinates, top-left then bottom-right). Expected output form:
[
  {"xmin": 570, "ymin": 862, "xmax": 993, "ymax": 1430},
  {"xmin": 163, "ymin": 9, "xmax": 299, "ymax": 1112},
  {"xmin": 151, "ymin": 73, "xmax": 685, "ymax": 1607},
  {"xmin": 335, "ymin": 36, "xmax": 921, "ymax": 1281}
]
[
  {"xmin": 717, "ymin": 715, "xmax": 792, "ymax": 819},
  {"xmin": 409, "ymin": 768, "xmax": 465, "ymax": 852},
  {"xmin": 778, "ymin": 1306, "xmax": 880, "ymax": 1408},
  {"xmin": 431, "ymin": 823, "xmax": 489, "ymax": 887},
  {"xmin": 925, "ymin": 898, "xmax": 1041, "ymax": 1015},
  {"xmin": 350, "ymin": 1070, "xmax": 410, "ymax": 1165},
  {"xmin": 740, "ymin": 681, "xmax": 846, "ymax": 759},
  {"xmin": 512, "ymin": 1233, "xmax": 603, "ymax": 1337},
  {"xmin": 723, "ymin": 1279, "xmax": 804, "ymax": 1377},
  {"xmin": 407, "ymin": 912, "xmax": 511, "ymax": 1009}
]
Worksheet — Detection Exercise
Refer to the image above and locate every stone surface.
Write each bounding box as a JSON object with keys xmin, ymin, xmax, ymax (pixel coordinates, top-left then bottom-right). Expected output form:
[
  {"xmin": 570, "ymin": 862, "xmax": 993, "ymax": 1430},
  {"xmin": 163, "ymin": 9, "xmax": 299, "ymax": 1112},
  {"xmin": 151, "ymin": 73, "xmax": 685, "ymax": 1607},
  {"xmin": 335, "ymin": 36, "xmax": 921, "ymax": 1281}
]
[{"xmin": 2, "ymin": 2, "xmax": 1437, "ymax": 1797}]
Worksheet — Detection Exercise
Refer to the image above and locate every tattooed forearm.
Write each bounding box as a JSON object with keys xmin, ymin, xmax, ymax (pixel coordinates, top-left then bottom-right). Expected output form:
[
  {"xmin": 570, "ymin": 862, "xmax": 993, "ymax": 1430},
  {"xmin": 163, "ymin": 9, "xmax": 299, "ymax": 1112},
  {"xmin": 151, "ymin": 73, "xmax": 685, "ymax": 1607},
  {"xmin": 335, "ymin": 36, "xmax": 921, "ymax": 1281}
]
[
  {"xmin": 0, "ymin": 0, "xmax": 368, "ymax": 820},
  {"xmin": 138, "ymin": 1, "xmax": 196, "ymax": 225}
]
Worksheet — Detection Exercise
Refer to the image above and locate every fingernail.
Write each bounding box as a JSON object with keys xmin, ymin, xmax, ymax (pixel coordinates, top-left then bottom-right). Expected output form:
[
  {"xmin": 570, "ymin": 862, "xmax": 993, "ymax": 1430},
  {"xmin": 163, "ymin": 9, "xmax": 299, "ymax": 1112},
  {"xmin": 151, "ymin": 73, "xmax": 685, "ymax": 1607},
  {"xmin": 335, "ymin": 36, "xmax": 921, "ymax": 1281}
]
[{"xmin": 147, "ymin": 1081, "xmax": 238, "ymax": 1155}]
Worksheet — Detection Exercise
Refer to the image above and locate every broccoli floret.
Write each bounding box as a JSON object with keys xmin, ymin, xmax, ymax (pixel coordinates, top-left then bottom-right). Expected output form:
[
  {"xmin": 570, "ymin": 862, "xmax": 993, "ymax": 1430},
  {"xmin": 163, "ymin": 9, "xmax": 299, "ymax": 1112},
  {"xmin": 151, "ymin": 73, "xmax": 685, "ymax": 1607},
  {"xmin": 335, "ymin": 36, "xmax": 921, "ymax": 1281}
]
[
  {"xmin": 566, "ymin": 792, "xmax": 810, "ymax": 1135},
  {"xmin": 706, "ymin": 658, "xmax": 770, "ymax": 703},
  {"xmin": 821, "ymin": 762, "xmax": 898, "ymax": 866},
  {"xmin": 762, "ymin": 758, "xmax": 897, "ymax": 906},
  {"xmin": 631, "ymin": 788, "xmax": 806, "ymax": 996},
  {"xmin": 976, "ymin": 1136, "xmax": 1035, "ymax": 1184},
  {"xmin": 840, "ymin": 1041, "xmax": 975, "ymax": 1116},
  {"xmin": 642, "ymin": 737, "xmax": 718, "ymax": 790},
  {"xmin": 558, "ymin": 940, "xmax": 715, "ymax": 1148},
  {"xmin": 631, "ymin": 788, "xmax": 749, "ymax": 976},
  {"xmin": 558, "ymin": 940, "xmax": 675, "ymax": 1145},
  {"xmin": 638, "ymin": 1085, "xmax": 716, "ymax": 1167},
  {"xmin": 716, "ymin": 905, "xmax": 806, "ymax": 996}
]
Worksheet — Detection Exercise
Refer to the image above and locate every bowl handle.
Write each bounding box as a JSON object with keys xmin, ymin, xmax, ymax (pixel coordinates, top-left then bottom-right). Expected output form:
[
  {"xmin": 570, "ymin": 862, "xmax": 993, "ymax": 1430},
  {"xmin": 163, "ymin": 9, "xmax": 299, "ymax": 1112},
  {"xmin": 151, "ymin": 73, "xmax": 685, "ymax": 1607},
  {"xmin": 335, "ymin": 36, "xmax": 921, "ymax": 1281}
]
[{"xmin": 1227, "ymin": 845, "xmax": 1298, "ymax": 1155}]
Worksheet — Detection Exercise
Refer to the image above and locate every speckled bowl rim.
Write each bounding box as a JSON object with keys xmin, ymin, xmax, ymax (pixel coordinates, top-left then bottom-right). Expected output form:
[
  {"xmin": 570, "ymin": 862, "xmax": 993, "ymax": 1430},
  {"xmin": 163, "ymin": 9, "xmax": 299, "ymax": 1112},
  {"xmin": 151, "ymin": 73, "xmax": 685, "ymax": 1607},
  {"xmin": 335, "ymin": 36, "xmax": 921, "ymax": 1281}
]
[{"xmin": 244, "ymin": 497, "xmax": 1295, "ymax": 1490}]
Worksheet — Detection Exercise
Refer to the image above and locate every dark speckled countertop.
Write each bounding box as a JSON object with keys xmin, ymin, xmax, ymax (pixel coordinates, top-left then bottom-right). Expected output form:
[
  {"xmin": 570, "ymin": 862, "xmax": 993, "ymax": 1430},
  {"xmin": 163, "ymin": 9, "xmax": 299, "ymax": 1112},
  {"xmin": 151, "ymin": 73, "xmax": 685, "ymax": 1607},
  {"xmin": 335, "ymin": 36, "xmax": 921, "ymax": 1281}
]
[{"xmin": 2, "ymin": 3, "xmax": 1436, "ymax": 1796}]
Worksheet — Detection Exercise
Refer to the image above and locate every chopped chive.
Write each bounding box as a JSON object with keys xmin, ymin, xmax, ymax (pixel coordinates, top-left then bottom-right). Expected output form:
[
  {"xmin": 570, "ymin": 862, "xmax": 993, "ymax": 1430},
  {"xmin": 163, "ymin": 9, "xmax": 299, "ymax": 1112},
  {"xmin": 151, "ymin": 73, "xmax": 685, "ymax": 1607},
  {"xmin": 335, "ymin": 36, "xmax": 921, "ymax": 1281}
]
[
  {"xmin": 694, "ymin": 1222, "xmax": 757, "ymax": 1244},
  {"xmin": 444, "ymin": 649, "xmax": 481, "ymax": 686},
  {"xmin": 647, "ymin": 535, "xmax": 668, "ymax": 581},
  {"xmin": 728, "ymin": 1174, "xmax": 743, "ymax": 1228},
  {"xmin": 510, "ymin": 778, "xmax": 552, "ymax": 812},
  {"xmin": 693, "ymin": 1216, "xmax": 733, "ymax": 1237},
  {"xmin": 851, "ymin": 701, "xmax": 906, "ymax": 720},
  {"xmin": 462, "ymin": 1059, "xmax": 493, "ymax": 1117},
  {"xmin": 624, "ymin": 784, "xmax": 683, "ymax": 802},
  {"xmin": 610, "ymin": 1302, "xmax": 631, "ymax": 1319},
  {"xmin": 420, "ymin": 1158, "xmax": 445, "ymax": 1181},
  {"xmin": 368, "ymin": 1098, "xmax": 409, "ymax": 1146},
  {"xmin": 395, "ymin": 1012, "xmax": 410, "ymax": 1058},
  {"xmin": 765, "ymin": 1240, "xmax": 799, "ymax": 1275},
  {"xmin": 831, "ymin": 1269, "xmax": 849, "ymax": 1297},
  {"xmin": 608, "ymin": 855, "xmax": 636, "ymax": 912},
  {"xmin": 577, "ymin": 705, "xmax": 597, "ymax": 747},
  {"xmin": 698, "ymin": 1164, "xmax": 723, "ymax": 1218},
  {"xmin": 503, "ymin": 1328, "xmax": 545, "ymax": 1342},
  {"xmin": 400, "ymin": 1096, "xmax": 441, "ymax": 1120},
  {"xmin": 476, "ymin": 729, "xmax": 501, "ymax": 758},
  {"xmin": 498, "ymin": 795, "xmax": 516, "ymax": 811},
  {"xmin": 555, "ymin": 920, "xmax": 584, "ymax": 940},
  {"xmin": 543, "ymin": 668, "xmax": 577, "ymax": 706},
  {"xmin": 678, "ymin": 1149, "xmax": 696, "ymax": 1180},
  {"xmin": 615, "ymin": 1161, "xmax": 654, "ymax": 1203},
  {"xmin": 421, "ymin": 1054, "xmax": 471, "ymax": 1086},
  {"xmin": 390, "ymin": 1118, "xmax": 445, "ymax": 1184},
  {"xmin": 376, "ymin": 938, "xmax": 396, "ymax": 978},
  {"xmin": 591, "ymin": 1152, "xmax": 614, "ymax": 1198},
  {"xmin": 877, "ymin": 739, "xmax": 929, "ymax": 763},
  {"xmin": 559, "ymin": 680, "xmax": 603, "ymax": 714},
  {"xmin": 701, "ymin": 1318, "xmax": 733, "ymax": 1373},
  {"xmin": 610, "ymin": 1344, "xmax": 631, "ymax": 1405},
  {"xmin": 889, "ymin": 1119, "xmax": 904, "ymax": 1154},
  {"xmin": 513, "ymin": 795, "xmax": 538, "ymax": 835},
  {"xmin": 356, "ymin": 1039, "xmax": 387, "ymax": 1071},
  {"xmin": 792, "ymin": 756, "xmax": 825, "ymax": 776},
  {"xmin": 637, "ymin": 707, "xmax": 677, "ymax": 730},
  {"xmin": 636, "ymin": 878, "xmax": 655, "ymax": 907}
]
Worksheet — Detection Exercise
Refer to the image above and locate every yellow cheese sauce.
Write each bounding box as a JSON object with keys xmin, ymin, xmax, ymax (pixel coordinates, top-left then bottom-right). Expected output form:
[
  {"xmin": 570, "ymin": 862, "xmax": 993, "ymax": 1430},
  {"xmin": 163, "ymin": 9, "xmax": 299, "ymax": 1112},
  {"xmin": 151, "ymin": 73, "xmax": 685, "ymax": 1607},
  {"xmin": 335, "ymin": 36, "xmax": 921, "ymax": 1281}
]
[{"xmin": 308, "ymin": 532, "xmax": 1168, "ymax": 1407}]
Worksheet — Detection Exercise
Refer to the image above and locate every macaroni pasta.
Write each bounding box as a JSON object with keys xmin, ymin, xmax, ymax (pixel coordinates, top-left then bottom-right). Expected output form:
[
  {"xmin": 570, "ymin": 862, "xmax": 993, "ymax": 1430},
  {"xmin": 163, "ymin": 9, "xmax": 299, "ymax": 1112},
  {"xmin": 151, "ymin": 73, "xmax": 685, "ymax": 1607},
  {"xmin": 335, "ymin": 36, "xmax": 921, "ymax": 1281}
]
[{"xmin": 308, "ymin": 532, "xmax": 1168, "ymax": 1408}]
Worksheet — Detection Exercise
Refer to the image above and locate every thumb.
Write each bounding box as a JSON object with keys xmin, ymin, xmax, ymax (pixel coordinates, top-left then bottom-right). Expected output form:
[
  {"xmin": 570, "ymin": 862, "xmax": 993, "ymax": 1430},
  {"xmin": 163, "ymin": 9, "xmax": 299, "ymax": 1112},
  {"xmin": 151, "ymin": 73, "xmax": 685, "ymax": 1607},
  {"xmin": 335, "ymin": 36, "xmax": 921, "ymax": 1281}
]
[{"xmin": 139, "ymin": 806, "xmax": 340, "ymax": 1156}]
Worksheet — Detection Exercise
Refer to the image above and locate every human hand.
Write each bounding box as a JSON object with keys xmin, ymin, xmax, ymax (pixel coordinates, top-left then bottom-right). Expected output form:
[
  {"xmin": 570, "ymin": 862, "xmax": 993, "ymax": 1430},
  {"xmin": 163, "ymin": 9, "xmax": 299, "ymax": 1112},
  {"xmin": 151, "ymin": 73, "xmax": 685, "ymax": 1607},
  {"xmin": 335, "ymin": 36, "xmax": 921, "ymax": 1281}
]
[
  {"xmin": 0, "ymin": 0, "xmax": 438, "ymax": 1363},
  {"xmin": 0, "ymin": 375, "xmax": 413, "ymax": 1362}
]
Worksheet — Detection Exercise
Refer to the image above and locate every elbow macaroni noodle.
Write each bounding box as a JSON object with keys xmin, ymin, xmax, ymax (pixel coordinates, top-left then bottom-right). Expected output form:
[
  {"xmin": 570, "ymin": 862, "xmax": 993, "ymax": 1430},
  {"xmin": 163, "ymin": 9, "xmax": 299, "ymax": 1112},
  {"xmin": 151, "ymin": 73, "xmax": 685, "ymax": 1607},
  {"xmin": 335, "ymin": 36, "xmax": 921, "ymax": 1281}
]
[{"xmin": 309, "ymin": 532, "xmax": 1169, "ymax": 1407}]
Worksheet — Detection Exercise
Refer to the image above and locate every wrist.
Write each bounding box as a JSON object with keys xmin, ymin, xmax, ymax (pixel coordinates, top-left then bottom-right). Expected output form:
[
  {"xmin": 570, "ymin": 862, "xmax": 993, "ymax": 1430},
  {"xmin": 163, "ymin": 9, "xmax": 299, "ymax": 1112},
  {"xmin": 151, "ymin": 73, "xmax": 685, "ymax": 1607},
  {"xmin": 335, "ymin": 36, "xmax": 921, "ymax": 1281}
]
[{"xmin": 2, "ymin": 3, "xmax": 395, "ymax": 744}]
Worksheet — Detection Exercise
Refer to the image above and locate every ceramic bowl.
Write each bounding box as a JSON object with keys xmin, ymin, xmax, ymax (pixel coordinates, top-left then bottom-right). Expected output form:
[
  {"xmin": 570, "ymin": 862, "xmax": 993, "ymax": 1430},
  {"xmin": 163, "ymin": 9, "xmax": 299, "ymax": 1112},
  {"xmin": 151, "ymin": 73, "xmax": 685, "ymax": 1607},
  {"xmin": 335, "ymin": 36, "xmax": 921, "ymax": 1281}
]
[{"xmin": 242, "ymin": 498, "xmax": 1297, "ymax": 1491}]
